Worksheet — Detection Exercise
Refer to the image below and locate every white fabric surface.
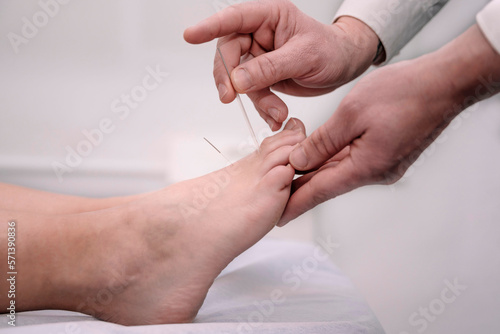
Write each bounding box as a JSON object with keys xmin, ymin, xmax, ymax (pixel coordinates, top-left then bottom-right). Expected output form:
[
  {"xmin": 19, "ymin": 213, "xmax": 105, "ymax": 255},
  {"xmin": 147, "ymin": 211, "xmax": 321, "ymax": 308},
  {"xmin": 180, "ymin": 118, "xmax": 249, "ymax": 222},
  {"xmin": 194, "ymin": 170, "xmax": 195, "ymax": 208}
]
[
  {"xmin": 0, "ymin": 238, "xmax": 384, "ymax": 334},
  {"xmin": 477, "ymin": 0, "xmax": 500, "ymax": 55},
  {"xmin": 333, "ymin": 0, "xmax": 449, "ymax": 62}
]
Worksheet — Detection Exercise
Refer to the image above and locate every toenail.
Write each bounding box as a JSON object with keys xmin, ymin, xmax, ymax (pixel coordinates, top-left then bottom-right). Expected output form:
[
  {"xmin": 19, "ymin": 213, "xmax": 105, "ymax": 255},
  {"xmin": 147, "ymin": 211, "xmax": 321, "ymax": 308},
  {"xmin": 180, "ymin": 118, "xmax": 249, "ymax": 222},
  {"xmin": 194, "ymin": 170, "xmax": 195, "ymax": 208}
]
[
  {"xmin": 268, "ymin": 108, "xmax": 280, "ymax": 122},
  {"xmin": 284, "ymin": 118, "xmax": 295, "ymax": 129},
  {"xmin": 285, "ymin": 118, "xmax": 301, "ymax": 132},
  {"xmin": 290, "ymin": 145, "xmax": 308, "ymax": 169},
  {"xmin": 218, "ymin": 84, "xmax": 228, "ymax": 100},
  {"xmin": 291, "ymin": 119, "xmax": 302, "ymax": 132},
  {"xmin": 233, "ymin": 68, "xmax": 253, "ymax": 91}
]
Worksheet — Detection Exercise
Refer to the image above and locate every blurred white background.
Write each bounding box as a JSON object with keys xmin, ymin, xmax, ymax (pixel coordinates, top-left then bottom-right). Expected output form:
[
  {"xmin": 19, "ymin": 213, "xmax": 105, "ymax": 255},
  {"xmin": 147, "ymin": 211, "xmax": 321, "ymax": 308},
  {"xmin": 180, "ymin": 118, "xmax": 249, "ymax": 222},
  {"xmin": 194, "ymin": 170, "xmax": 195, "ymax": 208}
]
[{"xmin": 1, "ymin": 0, "xmax": 499, "ymax": 333}]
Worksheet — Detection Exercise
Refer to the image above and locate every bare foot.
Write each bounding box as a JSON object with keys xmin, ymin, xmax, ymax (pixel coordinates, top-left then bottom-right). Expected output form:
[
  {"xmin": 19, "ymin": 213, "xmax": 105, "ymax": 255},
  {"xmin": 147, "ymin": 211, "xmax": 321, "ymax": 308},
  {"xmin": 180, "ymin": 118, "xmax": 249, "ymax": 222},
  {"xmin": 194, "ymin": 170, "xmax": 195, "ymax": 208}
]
[{"xmin": 71, "ymin": 118, "xmax": 306, "ymax": 325}]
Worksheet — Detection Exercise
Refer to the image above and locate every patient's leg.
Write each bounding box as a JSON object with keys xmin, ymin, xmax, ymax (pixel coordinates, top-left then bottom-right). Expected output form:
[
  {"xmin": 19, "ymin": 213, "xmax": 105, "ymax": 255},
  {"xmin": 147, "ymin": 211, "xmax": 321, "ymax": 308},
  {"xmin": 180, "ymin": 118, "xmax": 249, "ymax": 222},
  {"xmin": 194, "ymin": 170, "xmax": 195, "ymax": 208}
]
[
  {"xmin": 0, "ymin": 118, "xmax": 306, "ymax": 326},
  {"xmin": 0, "ymin": 182, "xmax": 149, "ymax": 215}
]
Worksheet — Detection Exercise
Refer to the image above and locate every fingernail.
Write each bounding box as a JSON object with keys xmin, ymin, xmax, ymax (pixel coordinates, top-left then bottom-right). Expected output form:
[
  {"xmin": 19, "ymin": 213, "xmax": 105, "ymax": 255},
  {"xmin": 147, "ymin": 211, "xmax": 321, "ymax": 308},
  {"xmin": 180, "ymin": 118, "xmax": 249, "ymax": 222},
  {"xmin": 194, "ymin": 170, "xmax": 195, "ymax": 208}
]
[
  {"xmin": 268, "ymin": 108, "xmax": 281, "ymax": 122},
  {"xmin": 218, "ymin": 84, "xmax": 227, "ymax": 100},
  {"xmin": 266, "ymin": 118, "xmax": 275, "ymax": 130},
  {"xmin": 233, "ymin": 68, "xmax": 252, "ymax": 91},
  {"xmin": 290, "ymin": 145, "xmax": 308, "ymax": 169}
]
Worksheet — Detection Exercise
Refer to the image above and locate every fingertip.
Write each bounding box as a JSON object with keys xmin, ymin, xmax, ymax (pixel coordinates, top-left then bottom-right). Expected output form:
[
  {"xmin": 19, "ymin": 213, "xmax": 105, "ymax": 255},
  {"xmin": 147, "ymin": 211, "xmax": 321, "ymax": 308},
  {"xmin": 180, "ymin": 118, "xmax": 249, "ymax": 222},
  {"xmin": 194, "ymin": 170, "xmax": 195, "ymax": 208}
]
[
  {"xmin": 232, "ymin": 67, "xmax": 253, "ymax": 93},
  {"xmin": 220, "ymin": 94, "xmax": 236, "ymax": 104},
  {"xmin": 183, "ymin": 25, "xmax": 202, "ymax": 44},
  {"xmin": 218, "ymin": 83, "xmax": 228, "ymax": 101},
  {"xmin": 183, "ymin": 27, "xmax": 192, "ymax": 43},
  {"xmin": 183, "ymin": 18, "xmax": 216, "ymax": 44},
  {"xmin": 268, "ymin": 107, "xmax": 288, "ymax": 124},
  {"xmin": 268, "ymin": 108, "xmax": 281, "ymax": 123},
  {"xmin": 248, "ymin": 89, "xmax": 289, "ymax": 125},
  {"xmin": 272, "ymin": 120, "xmax": 284, "ymax": 132},
  {"xmin": 289, "ymin": 144, "xmax": 308, "ymax": 170},
  {"xmin": 266, "ymin": 118, "xmax": 281, "ymax": 132}
]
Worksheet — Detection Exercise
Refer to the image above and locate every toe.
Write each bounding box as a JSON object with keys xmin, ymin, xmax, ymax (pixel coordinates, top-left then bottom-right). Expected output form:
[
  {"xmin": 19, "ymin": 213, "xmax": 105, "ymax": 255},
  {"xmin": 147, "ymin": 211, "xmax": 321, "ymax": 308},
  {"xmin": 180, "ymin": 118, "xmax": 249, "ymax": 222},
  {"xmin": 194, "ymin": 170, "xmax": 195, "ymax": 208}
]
[
  {"xmin": 262, "ymin": 145, "xmax": 297, "ymax": 173},
  {"xmin": 261, "ymin": 164, "xmax": 295, "ymax": 191},
  {"xmin": 283, "ymin": 118, "xmax": 306, "ymax": 133},
  {"xmin": 260, "ymin": 118, "xmax": 306, "ymax": 155}
]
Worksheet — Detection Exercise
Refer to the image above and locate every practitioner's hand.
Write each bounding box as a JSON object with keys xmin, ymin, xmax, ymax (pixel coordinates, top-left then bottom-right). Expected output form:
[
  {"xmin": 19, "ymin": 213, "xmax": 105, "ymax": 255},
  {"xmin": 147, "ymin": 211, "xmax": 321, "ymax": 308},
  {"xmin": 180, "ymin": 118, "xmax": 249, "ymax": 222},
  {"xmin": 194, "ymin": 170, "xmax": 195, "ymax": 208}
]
[
  {"xmin": 278, "ymin": 24, "xmax": 500, "ymax": 225},
  {"xmin": 184, "ymin": 0, "xmax": 380, "ymax": 130}
]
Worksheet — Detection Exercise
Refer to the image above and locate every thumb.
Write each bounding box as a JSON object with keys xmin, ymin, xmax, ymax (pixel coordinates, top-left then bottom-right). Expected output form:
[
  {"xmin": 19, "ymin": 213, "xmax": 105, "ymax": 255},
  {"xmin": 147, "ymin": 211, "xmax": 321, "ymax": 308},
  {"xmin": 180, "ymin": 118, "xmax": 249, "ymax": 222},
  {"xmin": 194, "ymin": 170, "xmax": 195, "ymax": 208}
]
[
  {"xmin": 278, "ymin": 157, "xmax": 358, "ymax": 226},
  {"xmin": 289, "ymin": 111, "xmax": 359, "ymax": 171},
  {"xmin": 231, "ymin": 42, "xmax": 308, "ymax": 93}
]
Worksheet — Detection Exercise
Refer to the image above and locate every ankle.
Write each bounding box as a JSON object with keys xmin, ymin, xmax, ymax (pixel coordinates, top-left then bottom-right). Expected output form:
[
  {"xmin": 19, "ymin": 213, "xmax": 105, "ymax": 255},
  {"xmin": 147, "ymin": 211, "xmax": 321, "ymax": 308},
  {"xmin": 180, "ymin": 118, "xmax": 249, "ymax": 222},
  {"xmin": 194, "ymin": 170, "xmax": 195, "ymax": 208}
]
[{"xmin": 48, "ymin": 206, "xmax": 139, "ymax": 314}]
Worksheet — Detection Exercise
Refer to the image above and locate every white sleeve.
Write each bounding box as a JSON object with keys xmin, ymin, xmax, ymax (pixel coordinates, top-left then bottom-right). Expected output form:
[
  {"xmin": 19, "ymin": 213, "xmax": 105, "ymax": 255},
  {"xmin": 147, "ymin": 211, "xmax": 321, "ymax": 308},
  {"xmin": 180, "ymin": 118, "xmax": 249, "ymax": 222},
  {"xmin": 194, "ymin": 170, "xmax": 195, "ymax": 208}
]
[
  {"xmin": 333, "ymin": 0, "xmax": 449, "ymax": 63},
  {"xmin": 477, "ymin": 0, "xmax": 500, "ymax": 55}
]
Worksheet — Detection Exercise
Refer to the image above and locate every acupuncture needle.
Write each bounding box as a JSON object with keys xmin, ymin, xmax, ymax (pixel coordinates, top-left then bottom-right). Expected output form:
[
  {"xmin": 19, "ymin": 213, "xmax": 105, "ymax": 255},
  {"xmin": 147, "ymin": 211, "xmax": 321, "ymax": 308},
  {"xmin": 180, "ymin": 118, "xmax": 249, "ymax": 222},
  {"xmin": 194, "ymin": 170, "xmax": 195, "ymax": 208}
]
[
  {"xmin": 204, "ymin": 137, "xmax": 233, "ymax": 165},
  {"xmin": 217, "ymin": 47, "xmax": 260, "ymax": 152}
]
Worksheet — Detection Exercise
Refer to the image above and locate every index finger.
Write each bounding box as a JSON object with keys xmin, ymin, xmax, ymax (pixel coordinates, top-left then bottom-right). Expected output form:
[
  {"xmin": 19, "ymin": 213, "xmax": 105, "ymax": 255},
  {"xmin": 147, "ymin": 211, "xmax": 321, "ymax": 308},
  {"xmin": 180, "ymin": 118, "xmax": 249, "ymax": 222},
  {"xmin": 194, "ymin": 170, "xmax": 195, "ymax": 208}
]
[
  {"xmin": 183, "ymin": 2, "xmax": 276, "ymax": 44},
  {"xmin": 214, "ymin": 34, "xmax": 252, "ymax": 103}
]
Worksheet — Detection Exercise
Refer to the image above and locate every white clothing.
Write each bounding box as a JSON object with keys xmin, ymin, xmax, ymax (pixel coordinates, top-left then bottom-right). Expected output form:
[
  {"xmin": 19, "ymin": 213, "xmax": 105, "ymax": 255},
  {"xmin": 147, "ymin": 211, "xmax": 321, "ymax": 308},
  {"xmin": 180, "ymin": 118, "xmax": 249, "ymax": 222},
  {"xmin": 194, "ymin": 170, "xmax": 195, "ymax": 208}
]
[
  {"xmin": 333, "ymin": 0, "xmax": 449, "ymax": 62},
  {"xmin": 334, "ymin": 0, "xmax": 500, "ymax": 62},
  {"xmin": 477, "ymin": 0, "xmax": 500, "ymax": 55}
]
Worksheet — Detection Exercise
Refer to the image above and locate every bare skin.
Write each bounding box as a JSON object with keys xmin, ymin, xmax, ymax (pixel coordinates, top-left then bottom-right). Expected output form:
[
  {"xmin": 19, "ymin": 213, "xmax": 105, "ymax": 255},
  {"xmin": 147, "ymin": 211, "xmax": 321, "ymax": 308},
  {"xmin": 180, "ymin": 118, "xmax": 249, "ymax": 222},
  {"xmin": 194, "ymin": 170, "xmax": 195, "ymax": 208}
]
[
  {"xmin": 0, "ymin": 183, "xmax": 148, "ymax": 215},
  {"xmin": 0, "ymin": 118, "xmax": 306, "ymax": 325},
  {"xmin": 184, "ymin": 1, "xmax": 500, "ymax": 226},
  {"xmin": 282, "ymin": 24, "xmax": 500, "ymax": 224},
  {"xmin": 184, "ymin": 0, "xmax": 380, "ymax": 130}
]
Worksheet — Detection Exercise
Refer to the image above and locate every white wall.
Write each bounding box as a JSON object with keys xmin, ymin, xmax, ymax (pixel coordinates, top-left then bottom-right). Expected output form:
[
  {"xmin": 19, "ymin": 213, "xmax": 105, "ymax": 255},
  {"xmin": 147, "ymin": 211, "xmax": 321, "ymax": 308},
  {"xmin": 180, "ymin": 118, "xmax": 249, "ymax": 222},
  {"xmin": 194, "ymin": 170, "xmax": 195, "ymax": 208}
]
[
  {"xmin": 0, "ymin": 0, "xmax": 341, "ymax": 195},
  {"xmin": 0, "ymin": 0, "xmax": 499, "ymax": 333}
]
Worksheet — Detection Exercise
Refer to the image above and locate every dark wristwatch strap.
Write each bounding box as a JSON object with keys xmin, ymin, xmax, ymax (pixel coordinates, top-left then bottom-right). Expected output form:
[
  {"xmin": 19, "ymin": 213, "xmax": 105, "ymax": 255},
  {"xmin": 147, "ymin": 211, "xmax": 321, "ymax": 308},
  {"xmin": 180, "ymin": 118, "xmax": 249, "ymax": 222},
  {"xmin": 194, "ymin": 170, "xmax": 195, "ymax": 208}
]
[{"xmin": 372, "ymin": 40, "xmax": 386, "ymax": 65}]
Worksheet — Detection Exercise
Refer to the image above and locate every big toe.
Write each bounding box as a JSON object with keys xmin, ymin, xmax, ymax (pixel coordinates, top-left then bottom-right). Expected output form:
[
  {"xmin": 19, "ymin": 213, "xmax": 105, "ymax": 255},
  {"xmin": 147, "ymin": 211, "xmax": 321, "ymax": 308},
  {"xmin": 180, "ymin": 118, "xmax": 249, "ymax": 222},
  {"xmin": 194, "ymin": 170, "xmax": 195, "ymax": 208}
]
[
  {"xmin": 284, "ymin": 117, "xmax": 306, "ymax": 134},
  {"xmin": 260, "ymin": 118, "xmax": 306, "ymax": 155}
]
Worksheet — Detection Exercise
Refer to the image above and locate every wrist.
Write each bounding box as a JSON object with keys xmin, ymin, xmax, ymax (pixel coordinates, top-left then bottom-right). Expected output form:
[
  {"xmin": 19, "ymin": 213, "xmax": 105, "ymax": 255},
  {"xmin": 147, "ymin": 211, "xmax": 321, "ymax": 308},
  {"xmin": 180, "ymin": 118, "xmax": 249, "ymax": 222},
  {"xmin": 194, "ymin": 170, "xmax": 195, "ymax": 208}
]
[
  {"xmin": 334, "ymin": 16, "xmax": 382, "ymax": 67},
  {"xmin": 426, "ymin": 25, "xmax": 500, "ymax": 116}
]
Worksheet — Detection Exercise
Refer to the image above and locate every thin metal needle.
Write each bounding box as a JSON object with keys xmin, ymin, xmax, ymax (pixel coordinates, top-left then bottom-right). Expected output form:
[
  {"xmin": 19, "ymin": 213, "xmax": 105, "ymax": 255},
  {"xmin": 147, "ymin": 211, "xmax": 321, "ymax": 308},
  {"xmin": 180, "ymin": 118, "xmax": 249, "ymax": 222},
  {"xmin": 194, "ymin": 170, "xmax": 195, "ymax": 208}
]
[
  {"xmin": 204, "ymin": 137, "xmax": 233, "ymax": 165},
  {"xmin": 217, "ymin": 47, "xmax": 260, "ymax": 151}
]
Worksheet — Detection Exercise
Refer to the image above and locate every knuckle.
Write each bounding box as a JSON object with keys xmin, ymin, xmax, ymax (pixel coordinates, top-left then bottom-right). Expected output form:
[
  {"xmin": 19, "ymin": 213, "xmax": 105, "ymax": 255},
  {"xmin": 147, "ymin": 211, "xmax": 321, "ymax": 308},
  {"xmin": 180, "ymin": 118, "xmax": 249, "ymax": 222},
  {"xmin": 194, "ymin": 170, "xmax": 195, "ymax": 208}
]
[
  {"xmin": 309, "ymin": 126, "xmax": 339, "ymax": 158},
  {"xmin": 224, "ymin": 5, "xmax": 245, "ymax": 33},
  {"xmin": 338, "ymin": 96, "xmax": 362, "ymax": 116},
  {"xmin": 257, "ymin": 54, "xmax": 280, "ymax": 83}
]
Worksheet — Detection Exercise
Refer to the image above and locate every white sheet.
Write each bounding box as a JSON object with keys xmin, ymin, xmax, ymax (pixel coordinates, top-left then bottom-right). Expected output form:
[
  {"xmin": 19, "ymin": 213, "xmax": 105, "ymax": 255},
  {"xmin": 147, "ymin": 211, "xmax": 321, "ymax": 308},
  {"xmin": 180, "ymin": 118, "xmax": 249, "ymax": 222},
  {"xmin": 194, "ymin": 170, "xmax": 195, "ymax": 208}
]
[{"xmin": 0, "ymin": 238, "xmax": 385, "ymax": 333}]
